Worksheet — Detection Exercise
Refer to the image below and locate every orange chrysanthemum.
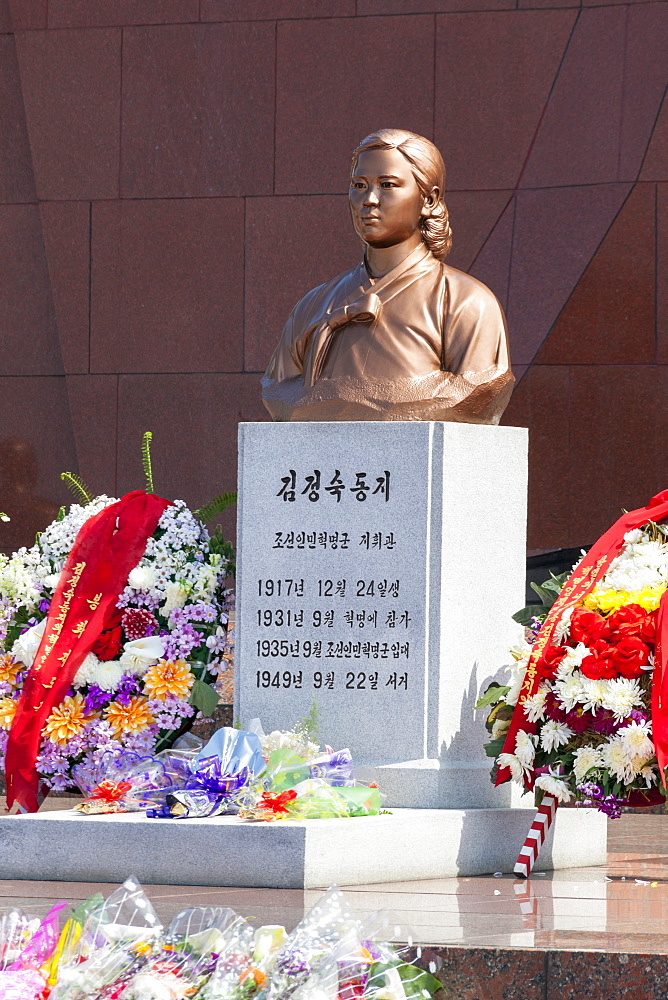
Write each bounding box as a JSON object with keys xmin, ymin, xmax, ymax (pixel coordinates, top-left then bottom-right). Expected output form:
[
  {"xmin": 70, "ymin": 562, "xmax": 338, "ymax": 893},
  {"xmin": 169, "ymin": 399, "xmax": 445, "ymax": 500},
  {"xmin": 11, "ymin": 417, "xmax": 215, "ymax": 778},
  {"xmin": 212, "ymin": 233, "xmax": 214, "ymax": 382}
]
[
  {"xmin": 143, "ymin": 659, "xmax": 195, "ymax": 701},
  {"xmin": 0, "ymin": 654, "xmax": 20, "ymax": 687},
  {"xmin": 43, "ymin": 693, "xmax": 95, "ymax": 745},
  {"xmin": 105, "ymin": 696, "xmax": 155, "ymax": 737},
  {"xmin": 0, "ymin": 696, "xmax": 17, "ymax": 731}
]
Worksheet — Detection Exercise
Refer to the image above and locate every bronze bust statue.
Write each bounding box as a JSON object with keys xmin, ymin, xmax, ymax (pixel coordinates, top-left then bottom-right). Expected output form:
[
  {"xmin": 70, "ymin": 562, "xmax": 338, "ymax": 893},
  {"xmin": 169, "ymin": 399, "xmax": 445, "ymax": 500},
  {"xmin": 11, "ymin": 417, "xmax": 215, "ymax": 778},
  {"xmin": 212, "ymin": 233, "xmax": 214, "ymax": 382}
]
[{"xmin": 262, "ymin": 129, "xmax": 513, "ymax": 423}]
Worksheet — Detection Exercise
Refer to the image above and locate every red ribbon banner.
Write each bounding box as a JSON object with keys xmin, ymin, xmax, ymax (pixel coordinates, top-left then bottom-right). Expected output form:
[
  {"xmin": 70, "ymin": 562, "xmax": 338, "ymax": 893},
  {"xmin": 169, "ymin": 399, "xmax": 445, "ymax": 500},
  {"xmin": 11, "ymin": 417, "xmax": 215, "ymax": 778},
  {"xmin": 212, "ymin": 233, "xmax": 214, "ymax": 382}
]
[
  {"xmin": 496, "ymin": 489, "xmax": 668, "ymax": 788},
  {"xmin": 5, "ymin": 490, "xmax": 171, "ymax": 812}
]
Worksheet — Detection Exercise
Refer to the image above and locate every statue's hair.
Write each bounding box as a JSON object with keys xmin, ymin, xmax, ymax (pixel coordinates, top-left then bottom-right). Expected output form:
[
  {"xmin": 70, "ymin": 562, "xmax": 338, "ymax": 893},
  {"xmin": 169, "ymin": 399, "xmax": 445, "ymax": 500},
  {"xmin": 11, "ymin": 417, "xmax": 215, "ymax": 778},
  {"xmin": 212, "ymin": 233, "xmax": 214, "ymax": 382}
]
[{"xmin": 351, "ymin": 129, "xmax": 452, "ymax": 260}]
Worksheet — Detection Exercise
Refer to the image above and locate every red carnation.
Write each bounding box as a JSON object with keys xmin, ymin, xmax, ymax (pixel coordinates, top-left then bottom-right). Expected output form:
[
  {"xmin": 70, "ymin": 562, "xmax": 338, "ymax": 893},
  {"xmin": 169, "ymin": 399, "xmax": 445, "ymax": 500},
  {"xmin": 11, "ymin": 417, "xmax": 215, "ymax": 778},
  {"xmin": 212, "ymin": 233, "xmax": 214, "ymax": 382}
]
[
  {"xmin": 607, "ymin": 604, "xmax": 657, "ymax": 644},
  {"xmin": 580, "ymin": 639, "xmax": 617, "ymax": 680},
  {"xmin": 610, "ymin": 636, "xmax": 651, "ymax": 679},
  {"xmin": 92, "ymin": 624, "xmax": 123, "ymax": 661},
  {"xmin": 122, "ymin": 608, "xmax": 158, "ymax": 642},
  {"xmin": 570, "ymin": 607, "xmax": 610, "ymax": 644},
  {"xmin": 536, "ymin": 644, "xmax": 569, "ymax": 679}
]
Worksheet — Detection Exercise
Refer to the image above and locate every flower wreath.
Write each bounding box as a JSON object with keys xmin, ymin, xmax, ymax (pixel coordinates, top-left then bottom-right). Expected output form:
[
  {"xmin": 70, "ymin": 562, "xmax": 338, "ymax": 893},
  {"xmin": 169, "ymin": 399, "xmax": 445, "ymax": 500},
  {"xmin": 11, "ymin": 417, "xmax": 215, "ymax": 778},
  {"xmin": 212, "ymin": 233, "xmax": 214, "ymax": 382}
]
[{"xmin": 0, "ymin": 434, "xmax": 235, "ymax": 799}]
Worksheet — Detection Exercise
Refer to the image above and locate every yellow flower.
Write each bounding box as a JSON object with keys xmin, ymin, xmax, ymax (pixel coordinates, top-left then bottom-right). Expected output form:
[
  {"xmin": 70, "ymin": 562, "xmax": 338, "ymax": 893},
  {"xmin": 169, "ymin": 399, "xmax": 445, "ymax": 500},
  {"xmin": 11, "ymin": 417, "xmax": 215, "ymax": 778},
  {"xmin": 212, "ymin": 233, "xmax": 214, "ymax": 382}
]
[
  {"xmin": 0, "ymin": 696, "xmax": 17, "ymax": 730},
  {"xmin": 0, "ymin": 654, "xmax": 20, "ymax": 687},
  {"xmin": 583, "ymin": 586, "xmax": 666, "ymax": 615},
  {"xmin": 43, "ymin": 693, "xmax": 95, "ymax": 745},
  {"xmin": 105, "ymin": 696, "xmax": 155, "ymax": 737},
  {"xmin": 143, "ymin": 659, "xmax": 195, "ymax": 701}
]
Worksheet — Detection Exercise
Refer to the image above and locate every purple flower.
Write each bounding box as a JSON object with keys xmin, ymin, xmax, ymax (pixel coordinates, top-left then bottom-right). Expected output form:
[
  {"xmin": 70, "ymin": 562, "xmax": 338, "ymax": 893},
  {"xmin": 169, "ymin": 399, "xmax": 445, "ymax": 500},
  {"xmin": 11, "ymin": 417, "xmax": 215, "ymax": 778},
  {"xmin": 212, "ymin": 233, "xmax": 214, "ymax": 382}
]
[
  {"xmin": 85, "ymin": 685, "xmax": 114, "ymax": 713},
  {"xmin": 163, "ymin": 623, "xmax": 203, "ymax": 661},
  {"xmin": 116, "ymin": 675, "xmax": 141, "ymax": 706},
  {"xmin": 38, "ymin": 599, "xmax": 51, "ymax": 614},
  {"xmin": 576, "ymin": 781, "xmax": 627, "ymax": 819}
]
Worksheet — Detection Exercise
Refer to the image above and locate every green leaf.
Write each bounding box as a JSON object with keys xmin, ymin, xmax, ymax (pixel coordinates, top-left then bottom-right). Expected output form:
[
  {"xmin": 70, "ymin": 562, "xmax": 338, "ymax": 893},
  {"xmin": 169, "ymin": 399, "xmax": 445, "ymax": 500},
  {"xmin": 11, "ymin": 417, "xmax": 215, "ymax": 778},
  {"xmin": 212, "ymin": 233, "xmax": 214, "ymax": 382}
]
[
  {"xmin": 142, "ymin": 431, "xmax": 154, "ymax": 493},
  {"xmin": 56, "ymin": 506, "xmax": 66, "ymax": 522},
  {"xmin": 474, "ymin": 683, "xmax": 510, "ymax": 710},
  {"xmin": 60, "ymin": 471, "xmax": 93, "ymax": 505},
  {"xmin": 194, "ymin": 491, "xmax": 238, "ymax": 524},
  {"xmin": 484, "ymin": 734, "xmax": 507, "ymax": 758},
  {"xmin": 512, "ymin": 605, "xmax": 545, "ymax": 627},
  {"xmin": 189, "ymin": 679, "xmax": 220, "ymax": 717},
  {"xmin": 530, "ymin": 581, "xmax": 558, "ymax": 607},
  {"xmin": 367, "ymin": 962, "xmax": 442, "ymax": 1000}
]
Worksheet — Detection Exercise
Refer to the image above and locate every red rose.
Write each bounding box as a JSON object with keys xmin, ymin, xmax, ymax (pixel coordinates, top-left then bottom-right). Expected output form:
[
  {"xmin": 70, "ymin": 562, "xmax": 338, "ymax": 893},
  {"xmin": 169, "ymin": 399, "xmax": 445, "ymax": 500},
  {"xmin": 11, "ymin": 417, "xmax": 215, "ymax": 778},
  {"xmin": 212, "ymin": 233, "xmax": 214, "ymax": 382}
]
[
  {"xmin": 607, "ymin": 604, "xmax": 657, "ymax": 644},
  {"xmin": 610, "ymin": 636, "xmax": 651, "ymax": 679},
  {"xmin": 570, "ymin": 608, "xmax": 610, "ymax": 644},
  {"xmin": 536, "ymin": 644, "xmax": 569, "ymax": 679},
  {"xmin": 580, "ymin": 639, "xmax": 617, "ymax": 679},
  {"xmin": 92, "ymin": 624, "xmax": 123, "ymax": 661}
]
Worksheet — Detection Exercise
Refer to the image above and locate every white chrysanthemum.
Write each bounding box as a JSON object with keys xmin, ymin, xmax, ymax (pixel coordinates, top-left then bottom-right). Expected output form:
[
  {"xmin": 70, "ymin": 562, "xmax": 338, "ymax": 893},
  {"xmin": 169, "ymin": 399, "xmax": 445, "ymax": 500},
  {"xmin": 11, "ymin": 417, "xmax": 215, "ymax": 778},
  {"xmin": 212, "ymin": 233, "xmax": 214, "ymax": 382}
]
[
  {"xmin": 535, "ymin": 774, "xmax": 572, "ymax": 803},
  {"xmin": 260, "ymin": 729, "xmax": 319, "ymax": 759},
  {"xmin": 640, "ymin": 765, "xmax": 657, "ymax": 788},
  {"xmin": 523, "ymin": 682, "xmax": 550, "ymax": 723},
  {"xmin": 119, "ymin": 635, "xmax": 165, "ymax": 676},
  {"xmin": 90, "ymin": 658, "xmax": 124, "ymax": 693},
  {"xmin": 510, "ymin": 639, "xmax": 532, "ymax": 664},
  {"xmin": 573, "ymin": 745, "xmax": 602, "ymax": 781},
  {"xmin": 600, "ymin": 739, "xmax": 636, "ymax": 784},
  {"xmin": 556, "ymin": 643, "xmax": 589, "ymax": 680},
  {"xmin": 540, "ymin": 720, "xmax": 574, "ymax": 753},
  {"xmin": 514, "ymin": 729, "xmax": 536, "ymax": 766},
  {"xmin": 617, "ymin": 720, "xmax": 654, "ymax": 763},
  {"xmin": 127, "ymin": 565, "xmax": 156, "ymax": 591},
  {"xmin": 504, "ymin": 660, "xmax": 527, "ymax": 707},
  {"xmin": 602, "ymin": 536, "xmax": 668, "ymax": 593},
  {"xmin": 553, "ymin": 606, "xmax": 574, "ymax": 645},
  {"xmin": 580, "ymin": 678, "xmax": 610, "ymax": 714},
  {"xmin": 72, "ymin": 652, "xmax": 100, "ymax": 688},
  {"xmin": 554, "ymin": 673, "xmax": 585, "ymax": 712},
  {"xmin": 600, "ymin": 677, "xmax": 644, "ymax": 721},
  {"xmin": 11, "ymin": 619, "xmax": 46, "ymax": 667},
  {"xmin": 497, "ymin": 752, "xmax": 527, "ymax": 785}
]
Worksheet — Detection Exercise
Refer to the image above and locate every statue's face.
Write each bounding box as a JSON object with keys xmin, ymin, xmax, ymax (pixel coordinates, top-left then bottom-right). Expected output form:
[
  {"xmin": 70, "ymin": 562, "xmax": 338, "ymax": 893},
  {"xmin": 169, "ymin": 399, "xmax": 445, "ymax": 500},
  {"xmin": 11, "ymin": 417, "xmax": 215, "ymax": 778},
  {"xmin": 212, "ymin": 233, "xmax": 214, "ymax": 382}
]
[{"xmin": 349, "ymin": 148, "xmax": 427, "ymax": 249}]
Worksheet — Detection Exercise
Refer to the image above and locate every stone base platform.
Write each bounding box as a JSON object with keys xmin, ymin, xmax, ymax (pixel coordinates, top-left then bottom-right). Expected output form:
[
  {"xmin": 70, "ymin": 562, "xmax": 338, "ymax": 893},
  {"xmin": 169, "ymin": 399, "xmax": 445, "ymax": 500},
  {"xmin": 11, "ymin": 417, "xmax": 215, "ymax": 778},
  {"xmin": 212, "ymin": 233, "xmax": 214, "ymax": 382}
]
[{"xmin": 0, "ymin": 806, "xmax": 606, "ymax": 888}]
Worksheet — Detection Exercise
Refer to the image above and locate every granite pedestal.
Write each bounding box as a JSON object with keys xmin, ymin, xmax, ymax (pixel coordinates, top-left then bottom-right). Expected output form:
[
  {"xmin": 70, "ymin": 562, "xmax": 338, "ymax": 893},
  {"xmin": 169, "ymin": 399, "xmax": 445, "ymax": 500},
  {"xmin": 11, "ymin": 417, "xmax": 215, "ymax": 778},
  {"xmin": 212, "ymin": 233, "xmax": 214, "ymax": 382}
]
[{"xmin": 0, "ymin": 807, "xmax": 606, "ymax": 888}]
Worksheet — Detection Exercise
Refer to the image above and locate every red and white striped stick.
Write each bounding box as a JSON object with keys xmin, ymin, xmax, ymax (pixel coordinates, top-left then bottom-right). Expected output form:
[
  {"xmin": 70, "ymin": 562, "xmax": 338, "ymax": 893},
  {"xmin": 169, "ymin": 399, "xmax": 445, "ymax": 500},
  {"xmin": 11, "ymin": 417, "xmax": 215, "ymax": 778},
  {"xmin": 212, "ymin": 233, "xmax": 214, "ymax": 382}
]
[{"xmin": 514, "ymin": 793, "xmax": 558, "ymax": 877}]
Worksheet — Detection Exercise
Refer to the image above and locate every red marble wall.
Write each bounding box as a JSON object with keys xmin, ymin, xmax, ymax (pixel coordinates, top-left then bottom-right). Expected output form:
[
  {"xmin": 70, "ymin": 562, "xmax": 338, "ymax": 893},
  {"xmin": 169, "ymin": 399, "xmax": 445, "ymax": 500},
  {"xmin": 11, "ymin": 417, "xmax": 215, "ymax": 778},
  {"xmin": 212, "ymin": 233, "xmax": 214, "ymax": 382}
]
[{"xmin": 0, "ymin": 0, "xmax": 665, "ymax": 555}]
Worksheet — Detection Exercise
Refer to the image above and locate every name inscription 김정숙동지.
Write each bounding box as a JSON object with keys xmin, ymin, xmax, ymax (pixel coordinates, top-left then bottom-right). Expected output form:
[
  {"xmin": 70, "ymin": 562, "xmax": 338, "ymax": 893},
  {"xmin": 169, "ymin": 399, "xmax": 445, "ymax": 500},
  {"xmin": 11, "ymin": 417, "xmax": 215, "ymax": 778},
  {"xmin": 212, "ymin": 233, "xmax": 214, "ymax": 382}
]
[{"xmin": 237, "ymin": 424, "xmax": 431, "ymax": 762}]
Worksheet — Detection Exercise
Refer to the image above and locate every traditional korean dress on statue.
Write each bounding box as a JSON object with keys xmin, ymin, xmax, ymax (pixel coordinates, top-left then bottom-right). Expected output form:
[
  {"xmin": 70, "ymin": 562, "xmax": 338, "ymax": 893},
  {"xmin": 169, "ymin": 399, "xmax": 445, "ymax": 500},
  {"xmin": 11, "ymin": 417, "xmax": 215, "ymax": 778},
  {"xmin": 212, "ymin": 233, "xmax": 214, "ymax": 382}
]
[{"xmin": 262, "ymin": 243, "xmax": 513, "ymax": 424}]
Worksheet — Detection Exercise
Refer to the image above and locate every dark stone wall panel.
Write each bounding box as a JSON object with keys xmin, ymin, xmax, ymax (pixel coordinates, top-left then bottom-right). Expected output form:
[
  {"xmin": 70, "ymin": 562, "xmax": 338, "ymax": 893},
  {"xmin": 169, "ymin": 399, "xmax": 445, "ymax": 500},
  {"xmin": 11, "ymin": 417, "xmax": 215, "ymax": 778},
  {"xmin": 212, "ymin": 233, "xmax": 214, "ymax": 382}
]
[
  {"xmin": 4, "ymin": 0, "xmax": 47, "ymax": 31},
  {"xmin": 468, "ymin": 198, "xmax": 514, "ymax": 313},
  {"xmin": 65, "ymin": 375, "xmax": 119, "ymax": 498},
  {"xmin": 568, "ymin": 365, "xmax": 668, "ymax": 546},
  {"xmin": 0, "ymin": 377, "xmax": 77, "ymax": 553},
  {"xmin": 618, "ymin": 4, "xmax": 668, "ymax": 181},
  {"xmin": 201, "ymin": 0, "xmax": 355, "ymax": 19},
  {"xmin": 501, "ymin": 365, "xmax": 572, "ymax": 551},
  {"xmin": 359, "ymin": 0, "xmax": 512, "ymax": 11},
  {"xmin": 117, "ymin": 374, "xmax": 269, "ymax": 515},
  {"xmin": 244, "ymin": 194, "xmax": 360, "ymax": 372},
  {"xmin": 0, "ymin": 204, "xmax": 63, "ymax": 376},
  {"xmin": 435, "ymin": 9, "xmax": 576, "ymax": 192},
  {"xmin": 536, "ymin": 184, "xmax": 656, "ymax": 366},
  {"xmin": 121, "ymin": 23, "xmax": 275, "ymax": 198},
  {"xmin": 641, "ymin": 96, "xmax": 668, "ymax": 182},
  {"xmin": 508, "ymin": 184, "xmax": 631, "ymax": 365},
  {"xmin": 0, "ymin": 35, "xmax": 36, "ymax": 202},
  {"xmin": 658, "ymin": 182, "xmax": 668, "ymax": 365},
  {"xmin": 91, "ymin": 199, "xmax": 244, "ymax": 374},
  {"xmin": 15, "ymin": 28, "xmax": 121, "ymax": 200},
  {"xmin": 275, "ymin": 15, "xmax": 434, "ymax": 195},
  {"xmin": 48, "ymin": 1, "xmax": 199, "ymax": 28},
  {"xmin": 445, "ymin": 190, "xmax": 511, "ymax": 275},
  {"xmin": 40, "ymin": 202, "xmax": 90, "ymax": 375}
]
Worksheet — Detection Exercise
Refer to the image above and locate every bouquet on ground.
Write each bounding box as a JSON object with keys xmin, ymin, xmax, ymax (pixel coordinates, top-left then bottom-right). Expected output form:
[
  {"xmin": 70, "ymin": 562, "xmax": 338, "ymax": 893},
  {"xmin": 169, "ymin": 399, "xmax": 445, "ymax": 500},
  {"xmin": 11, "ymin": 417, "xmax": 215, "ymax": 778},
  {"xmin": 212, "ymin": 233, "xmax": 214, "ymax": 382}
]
[
  {"xmin": 70, "ymin": 715, "xmax": 382, "ymax": 822},
  {"xmin": 0, "ymin": 433, "xmax": 236, "ymax": 811},
  {"xmin": 480, "ymin": 491, "xmax": 668, "ymax": 817},
  {"xmin": 13, "ymin": 879, "xmax": 443, "ymax": 1000}
]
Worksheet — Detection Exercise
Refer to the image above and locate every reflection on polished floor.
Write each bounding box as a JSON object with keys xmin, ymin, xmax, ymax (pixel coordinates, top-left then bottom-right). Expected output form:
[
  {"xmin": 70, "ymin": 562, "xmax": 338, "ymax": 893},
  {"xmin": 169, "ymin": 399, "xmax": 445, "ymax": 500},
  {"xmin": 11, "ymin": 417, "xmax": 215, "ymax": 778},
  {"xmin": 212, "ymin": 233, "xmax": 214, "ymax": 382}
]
[{"xmin": 1, "ymin": 812, "xmax": 667, "ymax": 954}]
